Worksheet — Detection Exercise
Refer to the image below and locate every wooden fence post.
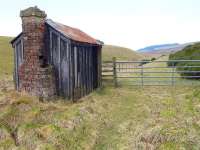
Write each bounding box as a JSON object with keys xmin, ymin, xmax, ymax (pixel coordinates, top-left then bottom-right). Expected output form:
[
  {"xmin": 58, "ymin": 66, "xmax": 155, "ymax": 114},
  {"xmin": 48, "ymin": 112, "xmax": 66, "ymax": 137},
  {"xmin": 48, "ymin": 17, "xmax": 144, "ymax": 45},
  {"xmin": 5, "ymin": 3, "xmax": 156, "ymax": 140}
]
[{"xmin": 113, "ymin": 57, "xmax": 118, "ymax": 87}]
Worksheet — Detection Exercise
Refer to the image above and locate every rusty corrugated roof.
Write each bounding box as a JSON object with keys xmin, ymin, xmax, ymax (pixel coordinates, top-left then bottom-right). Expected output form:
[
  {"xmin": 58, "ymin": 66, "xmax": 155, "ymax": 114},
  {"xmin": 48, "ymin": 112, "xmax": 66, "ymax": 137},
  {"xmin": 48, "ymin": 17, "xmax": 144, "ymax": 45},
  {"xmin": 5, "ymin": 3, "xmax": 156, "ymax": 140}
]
[{"xmin": 46, "ymin": 19, "xmax": 100, "ymax": 45}]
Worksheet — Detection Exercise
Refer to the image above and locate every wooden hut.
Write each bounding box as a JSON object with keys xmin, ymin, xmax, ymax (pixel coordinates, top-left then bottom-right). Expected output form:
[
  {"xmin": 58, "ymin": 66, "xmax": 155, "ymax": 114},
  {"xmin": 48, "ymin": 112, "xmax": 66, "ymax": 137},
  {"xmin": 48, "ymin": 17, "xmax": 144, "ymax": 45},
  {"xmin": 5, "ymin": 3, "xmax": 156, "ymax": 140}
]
[{"xmin": 11, "ymin": 6, "xmax": 103, "ymax": 100}]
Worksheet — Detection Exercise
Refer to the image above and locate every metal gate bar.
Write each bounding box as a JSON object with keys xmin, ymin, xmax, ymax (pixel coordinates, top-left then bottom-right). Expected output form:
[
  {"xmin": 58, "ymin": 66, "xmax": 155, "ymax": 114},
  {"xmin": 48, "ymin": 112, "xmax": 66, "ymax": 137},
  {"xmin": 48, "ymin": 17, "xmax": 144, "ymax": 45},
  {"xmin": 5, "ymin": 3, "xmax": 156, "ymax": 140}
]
[{"xmin": 102, "ymin": 58, "xmax": 200, "ymax": 86}]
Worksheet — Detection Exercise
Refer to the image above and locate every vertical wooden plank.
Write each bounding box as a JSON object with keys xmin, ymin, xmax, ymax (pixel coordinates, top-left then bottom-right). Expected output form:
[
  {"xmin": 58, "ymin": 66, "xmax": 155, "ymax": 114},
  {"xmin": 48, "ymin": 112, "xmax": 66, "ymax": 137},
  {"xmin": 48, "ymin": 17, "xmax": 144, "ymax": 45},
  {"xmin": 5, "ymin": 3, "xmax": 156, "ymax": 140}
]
[
  {"xmin": 17, "ymin": 41, "xmax": 23, "ymax": 90},
  {"xmin": 113, "ymin": 57, "xmax": 118, "ymax": 87},
  {"xmin": 58, "ymin": 36, "xmax": 61, "ymax": 94},
  {"xmin": 66, "ymin": 41, "xmax": 70, "ymax": 99},
  {"xmin": 52, "ymin": 32, "xmax": 60, "ymax": 95},
  {"xmin": 49, "ymin": 30, "xmax": 52, "ymax": 63},
  {"xmin": 84, "ymin": 47, "xmax": 87, "ymax": 95},
  {"xmin": 98, "ymin": 47, "xmax": 102, "ymax": 87},
  {"xmin": 88, "ymin": 47, "xmax": 91, "ymax": 93},
  {"xmin": 70, "ymin": 44, "xmax": 74, "ymax": 100},
  {"xmin": 86, "ymin": 46, "xmax": 89, "ymax": 94},
  {"xmin": 74, "ymin": 46, "xmax": 78, "ymax": 89},
  {"xmin": 91, "ymin": 47, "xmax": 93, "ymax": 91},
  {"xmin": 91, "ymin": 48, "xmax": 94, "ymax": 91},
  {"xmin": 77, "ymin": 46, "xmax": 81, "ymax": 98},
  {"xmin": 96, "ymin": 47, "xmax": 99, "ymax": 88},
  {"xmin": 91, "ymin": 47, "xmax": 94, "ymax": 91},
  {"xmin": 80, "ymin": 46, "xmax": 83, "ymax": 97},
  {"xmin": 68, "ymin": 41, "xmax": 71, "ymax": 99},
  {"xmin": 94, "ymin": 47, "xmax": 98, "ymax": 89},
  {"xmin": 60, "ymin": 39, "xmax": 70, "ymax": 98},
  {"xmin": 83, "ymin": 47, "xmax": 86, "ymax": 96},
  {"xmin": 82, "ymin": 47, "xmax": 85, "ymax": 96},
  {"xmin": 14, "ymin": 44, "xmax": 18, "ymax": 90},
  {"xmin": 90, "ymin": 47, "xmax": 92, "ymax": 92}
]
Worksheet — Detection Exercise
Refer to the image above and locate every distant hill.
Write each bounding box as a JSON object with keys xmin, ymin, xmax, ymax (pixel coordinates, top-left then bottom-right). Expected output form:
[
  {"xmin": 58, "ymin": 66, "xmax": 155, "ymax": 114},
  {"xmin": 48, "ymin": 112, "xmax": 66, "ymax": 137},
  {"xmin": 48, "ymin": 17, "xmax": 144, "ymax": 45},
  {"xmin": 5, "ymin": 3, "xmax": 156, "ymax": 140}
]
[
  {"xmin": 0, "ymin": 36, "xmax": 13, "ymax": 77},
  {"xmin": 138, "ymin": 42, "xmax": 197, "ymax": 55},
  {"xmin": 138, "ymin": 43, "xmax": 179, "ymax": 53},
  {"xmin": 102, "ymin": 45, "xmax": 145, "ymax": 61}
]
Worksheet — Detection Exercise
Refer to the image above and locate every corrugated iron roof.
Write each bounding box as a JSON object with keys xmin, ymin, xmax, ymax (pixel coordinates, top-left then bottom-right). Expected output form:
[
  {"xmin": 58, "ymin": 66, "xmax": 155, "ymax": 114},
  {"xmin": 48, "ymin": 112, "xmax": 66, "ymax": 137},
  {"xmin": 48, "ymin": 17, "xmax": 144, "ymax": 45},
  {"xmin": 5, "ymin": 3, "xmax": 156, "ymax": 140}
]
[{"xmin": 46, "ymin": 19, "xmax": 101, "ymax": 45}]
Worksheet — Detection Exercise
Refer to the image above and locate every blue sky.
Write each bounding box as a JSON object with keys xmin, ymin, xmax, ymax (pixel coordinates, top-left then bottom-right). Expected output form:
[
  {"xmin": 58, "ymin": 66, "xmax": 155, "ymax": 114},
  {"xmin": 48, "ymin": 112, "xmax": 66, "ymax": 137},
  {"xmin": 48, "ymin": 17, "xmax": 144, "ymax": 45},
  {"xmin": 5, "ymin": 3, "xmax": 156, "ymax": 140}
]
[{"xmin": 1, "ymin": 0, "xmax": 200, "ymax": 50}]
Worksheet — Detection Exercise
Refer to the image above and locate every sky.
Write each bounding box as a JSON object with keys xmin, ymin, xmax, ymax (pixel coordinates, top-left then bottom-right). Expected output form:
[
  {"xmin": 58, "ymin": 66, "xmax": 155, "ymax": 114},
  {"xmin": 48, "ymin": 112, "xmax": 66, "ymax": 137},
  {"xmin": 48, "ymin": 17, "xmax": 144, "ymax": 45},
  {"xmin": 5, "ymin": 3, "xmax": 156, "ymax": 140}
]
[{"xmin": 1, "ymin": 0, "xmax": 200, "ymax": 50}]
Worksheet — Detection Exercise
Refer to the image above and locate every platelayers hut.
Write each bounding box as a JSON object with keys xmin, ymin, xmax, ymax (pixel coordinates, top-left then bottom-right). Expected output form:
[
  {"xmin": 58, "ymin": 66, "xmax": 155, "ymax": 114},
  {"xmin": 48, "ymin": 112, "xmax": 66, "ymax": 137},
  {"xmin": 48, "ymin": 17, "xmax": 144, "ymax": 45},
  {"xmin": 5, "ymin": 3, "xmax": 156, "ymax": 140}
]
[{"xmin": 11, "ymin": 6, "xmax": 103, "ymax": 100}]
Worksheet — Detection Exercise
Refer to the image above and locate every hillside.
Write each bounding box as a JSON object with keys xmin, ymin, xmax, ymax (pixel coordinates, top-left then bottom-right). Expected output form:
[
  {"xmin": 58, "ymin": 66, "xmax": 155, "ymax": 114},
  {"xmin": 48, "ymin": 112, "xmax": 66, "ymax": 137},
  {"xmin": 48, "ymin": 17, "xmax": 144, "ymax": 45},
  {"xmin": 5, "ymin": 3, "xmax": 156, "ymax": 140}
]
[
  {"xmin": 168, "ymin": 42, "xmax": 200, "ymax": 77},
  {"xmin": 102, "ymin": 45, "xmax": 145, "ymax": 61},
  {"xmin": 169, "ymin": 42, "xmax": 200, "ymax": 60},
  {"xmin": 0, "ymin": 36, "xmax": 13, "ymax": 79}
]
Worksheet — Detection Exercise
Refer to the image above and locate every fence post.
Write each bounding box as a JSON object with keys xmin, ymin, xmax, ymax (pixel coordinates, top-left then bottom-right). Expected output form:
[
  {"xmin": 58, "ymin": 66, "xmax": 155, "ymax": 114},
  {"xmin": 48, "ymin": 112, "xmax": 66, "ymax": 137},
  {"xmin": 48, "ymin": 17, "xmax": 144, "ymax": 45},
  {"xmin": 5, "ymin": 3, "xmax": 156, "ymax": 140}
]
[{"xmin": 113, "ymin": 57, "xmax": 118, "ymax": 87}]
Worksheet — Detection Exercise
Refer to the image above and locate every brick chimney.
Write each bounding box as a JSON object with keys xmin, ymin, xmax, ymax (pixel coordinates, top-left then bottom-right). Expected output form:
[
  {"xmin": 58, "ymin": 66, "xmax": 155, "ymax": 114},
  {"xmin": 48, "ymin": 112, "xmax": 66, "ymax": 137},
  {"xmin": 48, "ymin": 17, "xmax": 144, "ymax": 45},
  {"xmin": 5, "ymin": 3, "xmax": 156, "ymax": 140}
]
[{"xmin": 19, "ymin": 6, "xmax": 55, "ymax": 98}]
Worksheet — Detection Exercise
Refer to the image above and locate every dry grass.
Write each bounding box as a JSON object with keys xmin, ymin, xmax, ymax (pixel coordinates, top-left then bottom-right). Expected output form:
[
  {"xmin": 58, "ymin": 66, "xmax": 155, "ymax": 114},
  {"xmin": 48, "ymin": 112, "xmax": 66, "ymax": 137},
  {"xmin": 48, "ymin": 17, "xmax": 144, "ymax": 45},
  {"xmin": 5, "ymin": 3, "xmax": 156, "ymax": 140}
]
[
  {"xmin": 1, "ymin": 37, "xmax": 200, "ymax": 149},
  {"xmin": 0, "ymin": 82, "xmax": 200, "ymax": 149}
]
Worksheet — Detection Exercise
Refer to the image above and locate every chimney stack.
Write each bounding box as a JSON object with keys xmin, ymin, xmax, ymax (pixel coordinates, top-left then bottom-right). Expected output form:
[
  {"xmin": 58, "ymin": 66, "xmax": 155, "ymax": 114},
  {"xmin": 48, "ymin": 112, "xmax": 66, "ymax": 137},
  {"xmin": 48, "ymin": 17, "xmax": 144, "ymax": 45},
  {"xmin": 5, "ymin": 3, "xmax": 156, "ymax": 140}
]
[{"xmin": 18, "ymin": 6, "xmax": 55, "ymax": 98}]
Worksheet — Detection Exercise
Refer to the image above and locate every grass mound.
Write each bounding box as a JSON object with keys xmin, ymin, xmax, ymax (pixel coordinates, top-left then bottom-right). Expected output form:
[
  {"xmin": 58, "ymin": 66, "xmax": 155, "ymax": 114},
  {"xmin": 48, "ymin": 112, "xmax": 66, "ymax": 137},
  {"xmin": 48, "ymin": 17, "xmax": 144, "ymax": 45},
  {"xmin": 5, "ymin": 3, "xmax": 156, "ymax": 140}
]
[{"xmin": 102, "ymin": 45, "xmax": 145, "ymax": 61}]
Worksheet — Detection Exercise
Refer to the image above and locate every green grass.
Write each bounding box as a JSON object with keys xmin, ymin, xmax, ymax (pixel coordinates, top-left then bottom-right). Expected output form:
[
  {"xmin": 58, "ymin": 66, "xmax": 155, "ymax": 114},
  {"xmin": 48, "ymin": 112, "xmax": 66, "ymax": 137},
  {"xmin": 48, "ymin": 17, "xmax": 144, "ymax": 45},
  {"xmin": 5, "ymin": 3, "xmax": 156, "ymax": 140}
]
[
  {"xmin": 102, "ymin": 45, "xmax": 145, "ymax": 61},
  {"xmin": 168, "ymin": 42, "xmax": 200, "ymax": 77},
  {"xmin": 1, "ymin": 37, "xmax": 200, "ymax": 149},
  {"xmin": 0, "ymin": 36, "xmax": 13, "ymax": 79},
  {"xmin": 169, "ymin": 42, "xmax": 200, "ymax": 61},
  {"xmin": 0, "ymin": 83, "xmax": 200, "ymax": 149}
]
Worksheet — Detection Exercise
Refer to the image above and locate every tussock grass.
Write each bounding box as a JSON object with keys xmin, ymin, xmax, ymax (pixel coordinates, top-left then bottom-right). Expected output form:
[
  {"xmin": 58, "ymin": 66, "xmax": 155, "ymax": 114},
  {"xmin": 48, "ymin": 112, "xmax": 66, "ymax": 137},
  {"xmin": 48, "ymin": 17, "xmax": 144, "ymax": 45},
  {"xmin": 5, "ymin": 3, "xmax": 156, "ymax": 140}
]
[
  {"xmin": 0, "ymin": 85, "xmax": 200, "ymax": 149},
  {"xmin": 1, "ymin": 37, "xmax": 200, "ymax": 149}
]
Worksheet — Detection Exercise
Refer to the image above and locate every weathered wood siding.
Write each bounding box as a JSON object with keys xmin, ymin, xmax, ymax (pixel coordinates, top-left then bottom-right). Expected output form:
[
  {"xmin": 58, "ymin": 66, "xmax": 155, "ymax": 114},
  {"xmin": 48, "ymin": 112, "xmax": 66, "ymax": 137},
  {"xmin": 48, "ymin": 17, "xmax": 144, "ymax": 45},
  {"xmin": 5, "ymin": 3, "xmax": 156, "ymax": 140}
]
[
  {"xmin": 46, "ymin": 26, "xmax": 102, "ymax": 100},
  {"xmin": 12, "ymin": 25, "xmax": 102, "ymax": 100},
  {"xmin": 13, "ymin": 37, "xmax": 23, "ymax": 90}
]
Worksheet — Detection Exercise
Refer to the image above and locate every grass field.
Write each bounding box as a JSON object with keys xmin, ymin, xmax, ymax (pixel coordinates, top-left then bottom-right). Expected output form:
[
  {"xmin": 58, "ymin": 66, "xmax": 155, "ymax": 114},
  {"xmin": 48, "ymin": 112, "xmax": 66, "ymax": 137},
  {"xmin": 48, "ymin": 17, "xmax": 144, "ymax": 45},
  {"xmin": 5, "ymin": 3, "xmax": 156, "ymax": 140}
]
[
  {"xmin": 1, "ymin": 37, "xmax": 200, "ymax": 149},
  {"xmin": 0, "ymin": 79, "xmax": 200, "ymax": 149}
]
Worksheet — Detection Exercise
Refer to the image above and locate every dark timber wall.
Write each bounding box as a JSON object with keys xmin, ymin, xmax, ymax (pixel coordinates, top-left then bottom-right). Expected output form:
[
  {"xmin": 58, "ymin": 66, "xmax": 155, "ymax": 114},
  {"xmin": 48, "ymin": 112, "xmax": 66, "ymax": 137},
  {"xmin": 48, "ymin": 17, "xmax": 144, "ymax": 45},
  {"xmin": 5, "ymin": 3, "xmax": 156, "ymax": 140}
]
[
  {"xmin": 12, "ymin": 26, "xmax": 102, "ymax": 100},
  {"xmin": 13, "ymin": 36, "xmax": 23, "ymax": 90},
  {"xmin": 45, "ymin": 25, "xmax": 102, "ymax": 100}
]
